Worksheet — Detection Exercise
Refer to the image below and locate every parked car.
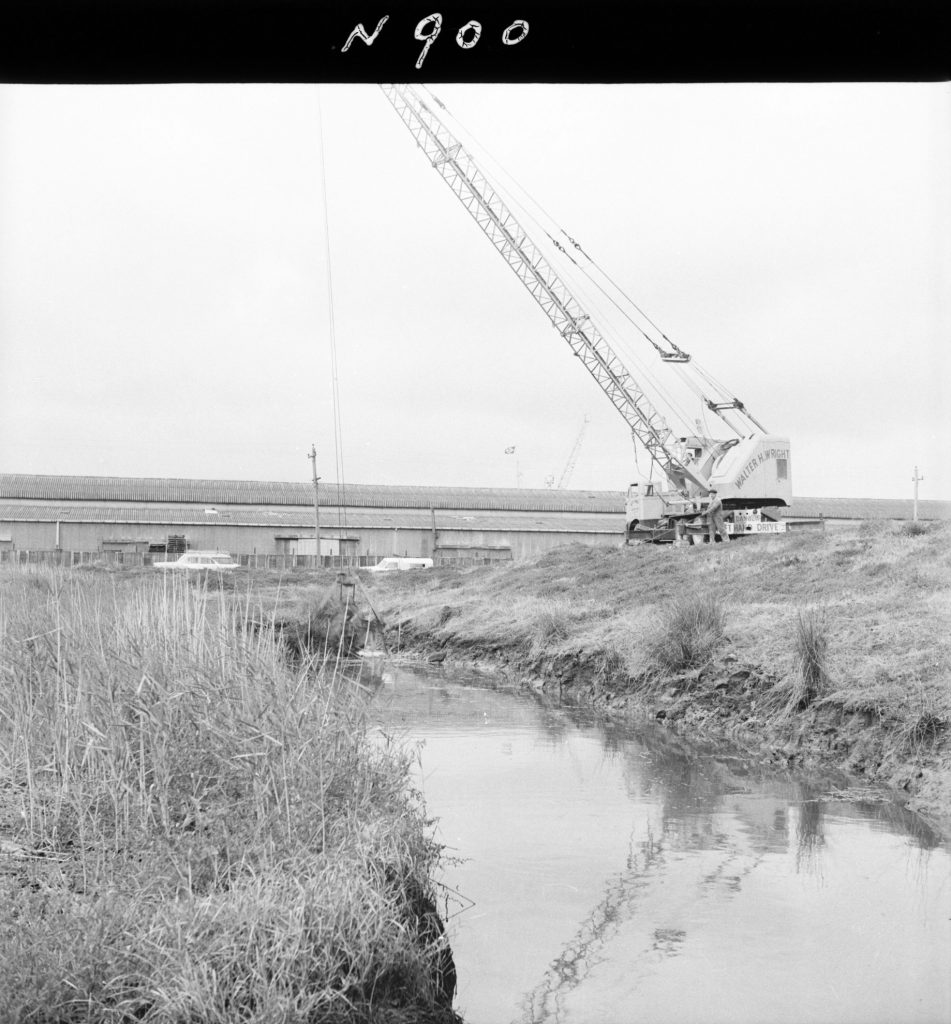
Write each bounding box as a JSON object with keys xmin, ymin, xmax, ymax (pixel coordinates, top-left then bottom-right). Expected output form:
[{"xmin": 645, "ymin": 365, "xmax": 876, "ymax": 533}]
[
  {"xmin": 365, "ymin": 557, "xmax": 434, "ymax": 573},
  {"xmin": 153, "ymin": 551, "xmax": 239, "ymax": 571}
]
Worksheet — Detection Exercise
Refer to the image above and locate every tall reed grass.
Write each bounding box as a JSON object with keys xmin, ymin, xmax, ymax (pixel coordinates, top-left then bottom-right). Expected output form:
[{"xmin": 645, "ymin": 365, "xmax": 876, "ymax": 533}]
[{"xmin": 0, "ymin": 567, "xmax": 454, "ymax": 1023}]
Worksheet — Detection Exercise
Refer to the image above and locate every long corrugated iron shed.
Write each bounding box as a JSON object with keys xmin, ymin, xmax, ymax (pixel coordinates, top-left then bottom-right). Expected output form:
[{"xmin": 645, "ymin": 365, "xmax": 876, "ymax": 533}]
[
  {"xmin": 0, "ymin": 474, "xmax": 625, "ymax": 514},
  {"xmin": 782, "ymin": 497, "xmax": 951, "ymax": 521}
]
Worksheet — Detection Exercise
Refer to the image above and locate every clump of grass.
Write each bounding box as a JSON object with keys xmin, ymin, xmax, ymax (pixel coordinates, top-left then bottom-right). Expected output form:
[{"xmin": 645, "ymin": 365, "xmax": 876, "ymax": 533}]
[
  {"xmin": 271, "ymin": 584, "xmax": 366, "ymax": 660},
  {"xmin": 762, "ymin": 605, "xmax": 832, "ymax": 717},
  {"xmin": 0, "ymin": 566, "xmax": 455, "ymax": 1023},
  {"xmin": 893, "ymin": 677, "xmax": 948, "ymax": 756},
  {"xmin": 793, "ymin": 605, "xmax": 830, "ymax": 708},
  {"xmin": 529, "ymin": 600, "xmax": 572, "ymax": 657},
  {"xmin": 902, "ymin": 520, "xmax": 931, "ymax": 537},
  {"xmin": 644, "ymin": 593, "xmax": 726, "ymax": 676}
]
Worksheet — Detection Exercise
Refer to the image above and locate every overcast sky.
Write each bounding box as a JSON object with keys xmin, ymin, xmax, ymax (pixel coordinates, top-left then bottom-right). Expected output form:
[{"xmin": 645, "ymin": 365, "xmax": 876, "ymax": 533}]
[{"xmin": 1, "ymin": 83, "xmax": 948, "ymax": 499}]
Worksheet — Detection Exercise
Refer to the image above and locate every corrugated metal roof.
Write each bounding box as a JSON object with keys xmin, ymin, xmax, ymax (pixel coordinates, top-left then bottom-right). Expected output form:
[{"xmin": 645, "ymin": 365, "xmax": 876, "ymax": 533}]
[
  {"xmin": 1, "ymin": 475, "xmax": 946, "ymax": 522},
  {"xmin": 0, "ymin": 503, "xmax": 625, "ymax": 535},
  {"xmin": 0, "ymin": 474, "xmax": 625, "ymax": 514},
  {"xmin": 0, "ymin": 474, "xmax": 309, "ymax": 507},
  {"xmin": 782, "ymin": 497, "xmax": 951, "ymax": 521}
]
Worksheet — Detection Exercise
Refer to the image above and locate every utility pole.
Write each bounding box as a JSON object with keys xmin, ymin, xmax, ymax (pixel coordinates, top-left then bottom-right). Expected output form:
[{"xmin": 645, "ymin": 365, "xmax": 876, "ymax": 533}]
[
  {"xmin": 912, "ymin": 466, "xmax": 923, "ymax": 522},
  {"xmin": 308, "ymin": 444, "xmax": 321, "ymax": 566}
]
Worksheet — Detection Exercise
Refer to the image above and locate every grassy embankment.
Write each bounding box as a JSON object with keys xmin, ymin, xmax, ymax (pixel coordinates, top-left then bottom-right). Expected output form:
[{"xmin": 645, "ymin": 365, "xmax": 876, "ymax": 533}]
[
  {"xmin": 0, "ymin": 567, "xmax": 457, "ymax": 1023},
  {"xmin": 360, "ymin": 521, "xmax": 951, "ymax": 831}
]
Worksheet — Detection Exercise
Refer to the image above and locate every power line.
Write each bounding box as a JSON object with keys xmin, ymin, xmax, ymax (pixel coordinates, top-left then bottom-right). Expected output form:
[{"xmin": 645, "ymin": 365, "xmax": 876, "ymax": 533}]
[{"xmin": 316, "ymin": 87, "xmax": 349, "ymax": 538}]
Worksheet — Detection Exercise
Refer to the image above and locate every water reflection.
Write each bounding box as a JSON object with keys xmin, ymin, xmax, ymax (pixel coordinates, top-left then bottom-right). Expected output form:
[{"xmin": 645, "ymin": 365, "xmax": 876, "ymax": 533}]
[
  {"xmin": 364, "ymin": 667, "xmax": 951, "ymax": 1024},
  {"xmin": 518, "ymin": 821, "xmax": 670, "ymax": 1024},
  {"xmin": 793, "ymin": 792, "xmax": 825, "ymax": 875}
]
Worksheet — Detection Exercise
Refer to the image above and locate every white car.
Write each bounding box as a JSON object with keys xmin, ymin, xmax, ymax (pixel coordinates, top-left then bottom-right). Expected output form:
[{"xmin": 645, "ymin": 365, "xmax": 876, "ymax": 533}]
[
  {"xmin": 153, "ymin": 551, "xmax": 240, "ymax": 571},
  {"xmin": 365, "ymin": 557, "xmax": 434, "ymax": 573}
]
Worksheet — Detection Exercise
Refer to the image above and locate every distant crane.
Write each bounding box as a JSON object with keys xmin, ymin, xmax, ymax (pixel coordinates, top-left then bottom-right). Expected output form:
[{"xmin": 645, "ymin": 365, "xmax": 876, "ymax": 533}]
[{"xmin": 556, "ymin": 416, "xmax": 590, "ymax": 489}]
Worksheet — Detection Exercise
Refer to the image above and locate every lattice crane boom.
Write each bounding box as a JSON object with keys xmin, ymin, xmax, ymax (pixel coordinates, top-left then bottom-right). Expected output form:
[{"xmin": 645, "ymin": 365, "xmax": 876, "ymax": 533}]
[
  {"xmin": 557, "ymin": 416, "xmax": 589, "ymax": 489},
  {"xmin": 380, "ymin": 83, "xmax": 708, "ymax": 494}
]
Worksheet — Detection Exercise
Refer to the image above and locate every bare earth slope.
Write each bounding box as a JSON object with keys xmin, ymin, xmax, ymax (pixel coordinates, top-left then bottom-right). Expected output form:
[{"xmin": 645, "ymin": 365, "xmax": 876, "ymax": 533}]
[{"xmin": 363, "ymin": 521, "xmax": 951, "ymax": 834}]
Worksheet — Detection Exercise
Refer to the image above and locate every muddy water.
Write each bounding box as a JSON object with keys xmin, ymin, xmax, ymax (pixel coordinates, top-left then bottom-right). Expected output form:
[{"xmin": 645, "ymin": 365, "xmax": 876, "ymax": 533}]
[{"xmin": 367, "ymin": 666, "xmax": 951, "ymax": 1024}]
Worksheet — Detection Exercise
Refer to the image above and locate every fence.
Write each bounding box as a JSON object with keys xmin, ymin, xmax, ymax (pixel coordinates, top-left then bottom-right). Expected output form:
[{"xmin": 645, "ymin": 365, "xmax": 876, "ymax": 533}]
[
  {"xmin": 0, "ymin": 550, "xmax": 513, "ymax": 570},
  {"xmin": 0, "ymin": 549, "xmax": 119, "ymax": 567},
  {"xmin": 0, "ymin": 550, "xmax": 380, "ymax": 570}
]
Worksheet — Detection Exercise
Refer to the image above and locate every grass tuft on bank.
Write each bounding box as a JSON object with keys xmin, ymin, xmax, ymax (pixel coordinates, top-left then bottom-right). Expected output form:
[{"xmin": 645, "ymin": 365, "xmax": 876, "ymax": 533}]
[
  {"xmin": 759, "ymin": 604, "xmax": 833, "ymax": 718},
  {"xmin": 0, "ymin": 567, "xmax": 454, "ymax": 1023},
  {"xmin": 793, "ymin": 605, "xmax": 831, "ymax": 706},
  {"xmin": 645, "ymin": 593, "xmax": 726, "ymax": 676}
]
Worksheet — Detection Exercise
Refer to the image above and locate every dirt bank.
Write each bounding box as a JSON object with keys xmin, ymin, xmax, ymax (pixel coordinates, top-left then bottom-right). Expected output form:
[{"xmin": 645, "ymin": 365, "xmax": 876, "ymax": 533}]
[{"xmin": 361, "ymin": 522, "xmax": 951, "ymax": 835}]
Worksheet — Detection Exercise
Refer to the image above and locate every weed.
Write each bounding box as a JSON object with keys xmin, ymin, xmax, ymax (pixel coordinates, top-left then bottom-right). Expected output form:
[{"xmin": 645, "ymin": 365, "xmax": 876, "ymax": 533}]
[
  {"xmin": 858, "ymin": 520, "xmax": 886, "ymax": 538},
  {"xmin": 759, "ymin": 605, "xmax": 832, "ymax": 717},
  {"xmin": 272, "ymin": 585, "xmax": 365, "ymax": 659},
  {"xmin": 794, "ymin": 605, "xmax": 830, "ymax": 707},
  {"xmin": 902, "ymin": 521, "xmax": 931, "ymax": 538},
  {"xmin": 862, "ymin": 561, "xmax": 890, "ymax": 578},
  {"xmin": 894, "ymin": 677, "xmax": 949, "ymax": 756},
  {"xmin": 530, "ymin": 600, "xmax": 572, "ymax": 656},
  {"xmin": 524, "ymin": 598, "xmax": 573, "ymax": 659},
  {"xmin": 645, "ymin": 593, "xmax": 726, "ymax": 676},
  {"xmin": 832, "ymin": 544, "xmax": 866, "ymax": 563}
]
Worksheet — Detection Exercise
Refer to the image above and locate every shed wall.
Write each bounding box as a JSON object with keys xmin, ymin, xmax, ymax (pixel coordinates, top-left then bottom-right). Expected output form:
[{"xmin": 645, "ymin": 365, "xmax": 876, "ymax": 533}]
[{"xmin": 0, "ymin": 518, "xmax": 626, "ymax": 560}]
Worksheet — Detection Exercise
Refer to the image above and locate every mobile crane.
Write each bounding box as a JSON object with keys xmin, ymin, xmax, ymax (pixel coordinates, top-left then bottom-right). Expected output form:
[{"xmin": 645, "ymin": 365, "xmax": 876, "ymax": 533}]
[{"xmin": 381, "ymin": 84, "xmax": 792, "ymax": 542}]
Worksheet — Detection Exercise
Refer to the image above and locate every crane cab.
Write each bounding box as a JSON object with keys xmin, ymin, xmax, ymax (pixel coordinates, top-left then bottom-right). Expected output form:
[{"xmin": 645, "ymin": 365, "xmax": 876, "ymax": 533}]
[
  {"xmin": 626, "ymin": 481, "xmax": 665, "ymax": 523},
  {"xmin": 625, "ymin": 481, "xmax": 686, "ymax": 543}
]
